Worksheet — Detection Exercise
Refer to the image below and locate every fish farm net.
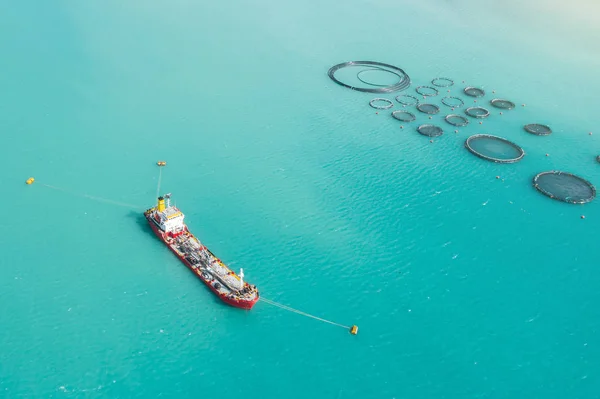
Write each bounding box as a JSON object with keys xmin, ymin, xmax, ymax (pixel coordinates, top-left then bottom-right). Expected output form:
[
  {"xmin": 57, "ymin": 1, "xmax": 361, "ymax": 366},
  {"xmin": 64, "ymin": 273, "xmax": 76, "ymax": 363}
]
[
  {"xmin": 417, "ymin": 103, "xmax": 440, "ymax": 115},
  {"xmin": 445, "ymin": 114, "xmax": 469, "ymax": 127},
  {"xmin": 465, "ymin": 107, "xmax": 490, "ymax": 119},
  {"xmin": 415, "ymin": 86, "xmax": 439, "ymax": 97},
  {"xmin": 391, "ymin": 111, "xmax": 416, "ymax": 122},
  {"xmin": 395, "ymin": 94, "xmax": 419, "ymax": 106},
  {"xmin": 490, "ymin": 99, "xmax": 515, "ymax": 110},
  {"xmin": 465, "ymin": 134, "xmax": 525, "ymax": 163},
  {"xmin": 417, "ymin": 124, "xmax": 443, "ymax": 137},
  {"xmin": 328, "ymin": 61, "xmax": 411, "ymax": 93},
  {"xmin": 533, "ymin": 171, "xmax": 596, "ymax": 204},
  {"xmin": 369, "ymin": 98, "xmax": 394, "ymax": 109},
  {"xmin": 441, "ymin": 96, "xmax": 464, "ymax": 108},
  {"xmin": 431, "ymin": 77, "xmax": 454, "ymax": 87},
  {"xmin": 524, "ymin": 124, "xmax": 552, "ymax": 136},
  {"xmin": 464, "ymin": 86, "xmax": 485, "ymax": 97}
]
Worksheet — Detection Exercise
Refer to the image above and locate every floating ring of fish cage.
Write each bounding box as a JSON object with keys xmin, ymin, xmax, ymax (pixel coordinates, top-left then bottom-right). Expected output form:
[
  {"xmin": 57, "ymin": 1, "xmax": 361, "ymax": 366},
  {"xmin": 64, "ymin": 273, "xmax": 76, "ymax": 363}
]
[
  {"xmin": 465, "ymin": 134, "xmax": 525, "ymax": 163},
  {"xmin": 524, "ymin": 123, "xmax": 552, "ymax": 136},
  {"xmin": 416, "ymin": 86, "xmax": 439, "ymax": 97},
  {"xmin": 464, "ymin": 86, "xmax": 485, "ymax": 97},
  {"xmin": 441, "ymin": 96, "xmax": 464, "ymax": 108},
  {"xmin": 356, "ymin": 68, "xmax": 404, "ymax": 87},
  {"xmin": 417, "ymin": 124, "xmax": 444, "ymax": 137},
  {"xmin": 445, "ymin": 114, "xmax": 469, "ymax": 127},
  {"xmin": 395, "ymin": 94, "xmax": 420, "ymax": 106},
  {"xmin": 391, "ymin": 110, "xmax": 416, "ymax": 122},
  {"xmin": 490, "ymin": 98, "xmax": 515, "ymax": 110},
  {"xmin": 369, "ymin": 98, "xmax": 394, "ymax": 109},
  {"xmin": 465, "ymin": 106, "xmax": 490, "ymax": 119},
  {"xmin": 417, "ymin": 103, "xmax": 440, "ymax": 115},
  {"xmin": 328, "ymin": 61, "xmax": 411, "ymax": 93},
  {"xmin": 431, "ymin": 77, "xmax": 454, "ymax": 87},
  {"xmin": 532, "ymin": 171, "xmax": 596, "ymax": 204}
]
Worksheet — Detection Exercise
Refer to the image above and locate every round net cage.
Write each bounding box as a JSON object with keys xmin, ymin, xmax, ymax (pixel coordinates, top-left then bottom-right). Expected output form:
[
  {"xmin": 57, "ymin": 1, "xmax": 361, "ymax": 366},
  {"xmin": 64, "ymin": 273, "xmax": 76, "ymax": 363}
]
[
  {"xmin": 465, "ymin": 106, "xmax": 490, "ymax": 119},
  {"xmin": 441, "ymin": 96, "xmax": 464, "ymax": 108},
  {"xmin": 395, "ymin": 94, "xmax": 419, "ymax": 106},
  {"xmin": 533, "ymin": 171, "xmax": 596, "ymax": 204},
  {"xmin": 465, "ymin": 134, "xmax": 525, "ymax": 163},
  {"xmin": 328, "ymin": 61, "xmax": 411, "ymax": 93},
  {"xmin": 445, "ymin": 114, "xmax": 469, "ymax": 127},
  {"xmin": 431, "ymin": 77, "xmax": 454, "ymax": 87},
  {"xmin": 415, "ymin": 86, "xmax": 439, "ymax": 97},
  {"xmin": 524, "ymin": 123, "xmax": 552, "ymax": 136},
  {"xmin": 464, "ymin": 86, "xmax": 485, "ymax": 97},
  {"xmin": 490, "ymin": 99, "xmax": 515, "ymax": 110},
  {"xmin": 417, "ymin": 124, "xmax": 444, "ymax": 137},
  {"xmin": 391, "ymin": 110, "xmax": 416, "ymax": 122},
  {"xmin": 417, "ymin": 103, "xmax": 440, "ymax": 115},
  {"xmin": 369, "ymin": 98, "xmax": 394, "ymax": 109}
]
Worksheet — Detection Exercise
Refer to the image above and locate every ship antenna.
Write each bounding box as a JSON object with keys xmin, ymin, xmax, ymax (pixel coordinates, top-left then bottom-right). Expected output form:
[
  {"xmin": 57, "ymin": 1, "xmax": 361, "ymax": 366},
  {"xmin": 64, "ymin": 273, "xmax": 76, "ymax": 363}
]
[{"xmin": 165, "ymin": 193, "xmax": 171, "ymax": 207}]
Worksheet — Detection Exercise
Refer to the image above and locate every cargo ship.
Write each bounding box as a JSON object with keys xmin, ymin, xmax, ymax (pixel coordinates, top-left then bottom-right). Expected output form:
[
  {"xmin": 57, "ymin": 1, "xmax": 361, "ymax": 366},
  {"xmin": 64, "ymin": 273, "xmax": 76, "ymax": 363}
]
[{"xmin": 144, "ymin": 193, "xmax": 259, "ymax": 309}]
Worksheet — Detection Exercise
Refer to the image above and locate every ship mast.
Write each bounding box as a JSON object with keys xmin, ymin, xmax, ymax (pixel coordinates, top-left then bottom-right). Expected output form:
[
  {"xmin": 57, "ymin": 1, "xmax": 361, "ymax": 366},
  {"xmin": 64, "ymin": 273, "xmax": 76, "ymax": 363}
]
[
  {"xmin": 165, "ymin": 193, "xmax": 171, "ymax": 208},
  {"xmin": 239, "ymin": 268, "xmax": 244, "ymax": 289}
]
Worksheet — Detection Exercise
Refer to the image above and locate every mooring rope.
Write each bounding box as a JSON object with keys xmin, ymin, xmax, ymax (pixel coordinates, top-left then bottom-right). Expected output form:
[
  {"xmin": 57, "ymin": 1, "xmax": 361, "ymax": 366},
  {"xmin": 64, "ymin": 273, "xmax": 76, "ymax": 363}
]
[
  {"xmin": 260, "ymin": 297, "xmax": 350, "ymax": 329},
  {"xmin": 41, "ymin": 183, "xmax": 143, "ymax": 210},
  {"xmin": 156, "ymin": 167, "xmax": 163, "ymax": 198}
]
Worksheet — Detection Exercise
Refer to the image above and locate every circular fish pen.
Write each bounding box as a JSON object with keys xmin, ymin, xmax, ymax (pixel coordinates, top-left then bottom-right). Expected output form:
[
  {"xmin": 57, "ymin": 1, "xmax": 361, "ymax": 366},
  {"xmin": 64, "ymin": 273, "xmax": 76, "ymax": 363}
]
[
  {"xmin": 464, "ymin": 86, "xmax": 485, "ymax": 97},
  {"xmin": 417, "ymin": 103, "xmax": 440, "ymax": 115},
  {"xmin": 415, "ymin": 86, "xmax": 439, "ymax": 97},
  {"xmin": 490, "ymin": 99, "xmax": 515, "ymax": 110},
  {"xmin": 465, "ymin": 106, "xmax": 490, "ymax": 119},
  {"xmin": 524, "ymin": 124, "xmax": 552, "ymax": 136},
  {"xmin": 533, "ymin": 171, "xmax": 596, "ymax": 204},
  {"xmin": 417, "ymin": 124, "xmax": 443, "ymax": 137},
  {"xmin": 465, "ymin": 134, "xmax": 525, "ymax": 163},
  {"xmin": 328, "ymin": 61, "xmax": 411, "ymax": 93},
  {"xmin": 395, "ymin": 94, "xmax": 419, "ymax": 106},
  {"xmin": 431, "ymin": 77, "xmax": 454, "ymax": 87},
  {"xmin": 441, "ymin": 96, "xmax": 464, "ymax": 108},
  {"xmin": 369, "ymin": 98, "xmax": 394, "ymax": 109},
  {"xmin": 391, "ymin": 110, "xmax": 416, "ymax": 122},
  {"xmin": 445, "ymin": 114, "xmax": 469, "ymax": 127}
]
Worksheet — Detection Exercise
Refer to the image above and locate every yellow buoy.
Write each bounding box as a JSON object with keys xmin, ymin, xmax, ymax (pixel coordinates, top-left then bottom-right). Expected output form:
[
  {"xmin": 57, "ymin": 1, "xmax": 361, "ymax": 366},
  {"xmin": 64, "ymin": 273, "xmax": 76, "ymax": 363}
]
[
  {"xmin": 26, "ymin": 177, "xmax": 35, "ymax": 185},
  {"xmin": 350, "ymin": 325, "xmax": 358, "ymax": 335},
  {"xmin": 157, "ymin": 161, "xmax": 166, "ymax": 166}
]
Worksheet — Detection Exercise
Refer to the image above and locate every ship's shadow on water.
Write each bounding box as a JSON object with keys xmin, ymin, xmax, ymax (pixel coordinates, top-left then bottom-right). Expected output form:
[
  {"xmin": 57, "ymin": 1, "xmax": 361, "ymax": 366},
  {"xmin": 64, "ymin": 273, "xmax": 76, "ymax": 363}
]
[{"xmin": 127, "ymin": 211, "xmax": 160, "ymax": 241}]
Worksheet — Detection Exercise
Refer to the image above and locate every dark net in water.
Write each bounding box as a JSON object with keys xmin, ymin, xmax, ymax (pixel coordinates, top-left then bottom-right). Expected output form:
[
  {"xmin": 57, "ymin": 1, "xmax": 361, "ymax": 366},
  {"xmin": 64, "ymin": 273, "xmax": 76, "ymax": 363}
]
[
  {"xmin": 445, "ymin": 114, "xmax": 469, "ymax": 127},
  {"xmin": 465, "ymin": 106, "xmax": 490, "ymax": 119},
  {"xmin": 431, "ymin": 77, "xmax": 454, "ymax": 87},
  {"xmin": 391, "ymin": 111, "xmax": 416, "ymax": 122},
  {"xmin": 465, "ymin": 134, "xmax": 525, "ymax": 163},
  {"xmin": 490, "ymin": 99, "xmax": 515, "ymax": 110},
  {"xmin": 464, "ymin": 86, "xmax": 485, "ymax": 97},
  {"xmin": 417, "ymin": 124, "xmax": 443, "ymax": 137},
  {"xmin": 533, "ymin": 171, "xmax": 596, "ymax": 204},
  {"xmin": 395, "ymin": 94, "xmax": 419, "ymax": 106},
  {"xmin": 417, "ymin": 103, "xmax": 440, "ymax": 115},
  {"xmin": 524, "ymin": 124, "xmax": 552, "ymax": 136}
]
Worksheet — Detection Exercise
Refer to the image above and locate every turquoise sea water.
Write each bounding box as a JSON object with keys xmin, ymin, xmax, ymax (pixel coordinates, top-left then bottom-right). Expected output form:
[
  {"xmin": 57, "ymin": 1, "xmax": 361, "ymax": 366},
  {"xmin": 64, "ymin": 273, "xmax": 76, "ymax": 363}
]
[{"xmin": 2, "ymin": 0, "xmax": 599, "ymax": 397}]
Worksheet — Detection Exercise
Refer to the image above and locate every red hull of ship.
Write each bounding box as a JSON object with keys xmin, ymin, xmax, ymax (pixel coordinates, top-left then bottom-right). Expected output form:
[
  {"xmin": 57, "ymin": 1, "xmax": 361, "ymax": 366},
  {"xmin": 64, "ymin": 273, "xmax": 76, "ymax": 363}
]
[{"xmin": 145, "ymin": 216, "xmax": 258, "ymax": 310}]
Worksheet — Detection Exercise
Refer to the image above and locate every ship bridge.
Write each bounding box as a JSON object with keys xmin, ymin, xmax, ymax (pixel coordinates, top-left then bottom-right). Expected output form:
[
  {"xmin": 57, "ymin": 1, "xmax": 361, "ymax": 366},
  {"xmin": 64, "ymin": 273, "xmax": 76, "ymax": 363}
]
[{"xmin": 157, "ymin": 206, "xmax": 185, "ymax": 233}]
